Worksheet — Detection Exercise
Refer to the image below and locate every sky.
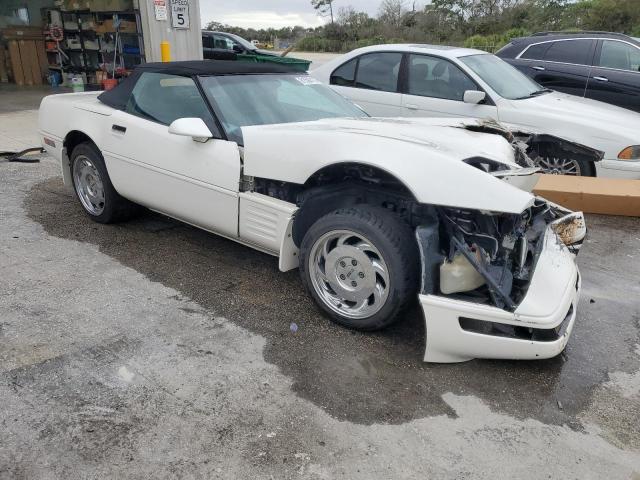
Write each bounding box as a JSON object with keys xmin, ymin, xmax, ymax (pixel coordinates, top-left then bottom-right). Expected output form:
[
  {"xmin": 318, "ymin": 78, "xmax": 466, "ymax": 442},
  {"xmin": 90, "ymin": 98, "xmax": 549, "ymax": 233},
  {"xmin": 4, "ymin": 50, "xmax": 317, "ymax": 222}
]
[{"xmin": 199, "ymin": 0, "xmax": 427, "ymax": 29}]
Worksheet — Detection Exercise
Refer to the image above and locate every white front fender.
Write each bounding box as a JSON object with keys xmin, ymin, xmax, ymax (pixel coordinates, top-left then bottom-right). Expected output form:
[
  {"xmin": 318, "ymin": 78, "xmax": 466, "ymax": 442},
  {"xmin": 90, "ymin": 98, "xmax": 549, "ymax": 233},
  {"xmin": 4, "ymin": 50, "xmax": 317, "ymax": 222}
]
[{"xmin": 242, "ymin": 118, "xmax": 535, "ymax": 214}]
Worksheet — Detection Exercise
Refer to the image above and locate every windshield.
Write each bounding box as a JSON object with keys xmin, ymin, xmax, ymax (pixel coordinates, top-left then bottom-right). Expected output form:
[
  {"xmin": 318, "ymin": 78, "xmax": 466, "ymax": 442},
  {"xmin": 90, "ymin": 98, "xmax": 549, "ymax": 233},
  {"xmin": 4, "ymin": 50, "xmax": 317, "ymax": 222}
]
[
  {"xmin": 199, "ymin": 74, "xmax": 367, "ymax": 144},
  {"xmin": 225, "ymin": 33, "xmax": 256, "ymax": 51},
  {"xmin": 460, "ymin": 54, "xmax": 549, "ymax": 100}
]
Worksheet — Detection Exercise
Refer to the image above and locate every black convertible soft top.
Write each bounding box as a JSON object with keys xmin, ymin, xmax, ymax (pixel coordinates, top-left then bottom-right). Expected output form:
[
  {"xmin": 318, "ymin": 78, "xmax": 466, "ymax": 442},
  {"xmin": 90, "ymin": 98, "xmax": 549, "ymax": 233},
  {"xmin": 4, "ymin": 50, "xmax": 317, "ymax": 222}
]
[{"xmin": 98, "ymin": 60, "xmax": 300, "ymax": 110}]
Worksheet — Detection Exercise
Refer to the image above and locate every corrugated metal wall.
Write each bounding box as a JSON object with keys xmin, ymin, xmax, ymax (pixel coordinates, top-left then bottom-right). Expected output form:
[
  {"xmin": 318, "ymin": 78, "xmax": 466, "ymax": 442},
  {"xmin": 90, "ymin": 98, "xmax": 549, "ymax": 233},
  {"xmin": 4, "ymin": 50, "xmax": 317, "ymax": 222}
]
[{"xmin": 137, "ymin": 0, "xmax": 203, "ymax": 62}]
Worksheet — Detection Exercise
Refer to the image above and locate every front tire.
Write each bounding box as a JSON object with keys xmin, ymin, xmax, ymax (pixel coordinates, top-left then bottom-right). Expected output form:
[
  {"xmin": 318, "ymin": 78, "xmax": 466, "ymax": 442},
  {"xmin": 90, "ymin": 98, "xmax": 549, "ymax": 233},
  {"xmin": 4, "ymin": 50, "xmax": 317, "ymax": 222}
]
[
  {"xmin": 70, "ymin": 142, "xmax": 139, "ymax": 223},
  {"xmin": 299, "ymin": 206, "xmax": 419, "ymax": 331}
]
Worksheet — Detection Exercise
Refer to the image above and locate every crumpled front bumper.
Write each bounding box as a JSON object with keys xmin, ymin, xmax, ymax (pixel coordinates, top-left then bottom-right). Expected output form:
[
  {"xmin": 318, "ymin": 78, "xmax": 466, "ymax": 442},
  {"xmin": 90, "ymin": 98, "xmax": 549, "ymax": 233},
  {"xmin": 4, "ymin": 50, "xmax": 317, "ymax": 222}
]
[{"xmin": 420, "ymin": 214, "xmax": 583, "ymax": 363}]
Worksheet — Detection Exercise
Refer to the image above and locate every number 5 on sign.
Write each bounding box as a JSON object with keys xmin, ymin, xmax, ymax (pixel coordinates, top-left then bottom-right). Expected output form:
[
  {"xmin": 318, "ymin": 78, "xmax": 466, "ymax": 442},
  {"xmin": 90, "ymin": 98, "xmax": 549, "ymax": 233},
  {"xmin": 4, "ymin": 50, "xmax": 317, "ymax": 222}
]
[{"xmin": 170, "ymin": 0, "xmax": 190, "ymax": 29}]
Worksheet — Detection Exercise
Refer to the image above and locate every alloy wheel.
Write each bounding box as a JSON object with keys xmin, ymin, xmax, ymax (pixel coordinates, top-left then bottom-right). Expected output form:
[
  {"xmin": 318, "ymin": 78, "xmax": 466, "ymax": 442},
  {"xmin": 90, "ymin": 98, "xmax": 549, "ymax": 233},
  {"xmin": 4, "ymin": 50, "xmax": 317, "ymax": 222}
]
[
  {"xmin": 534, "ymin": 156, "xmax": 582, "ymax": 176},
  {"xmin": 73, "ymin": 155, "xmax": 105, "ymax": 215},
  {"xmin": 308, "ymin": 230, "xmax": 390, "ymax": 320}
]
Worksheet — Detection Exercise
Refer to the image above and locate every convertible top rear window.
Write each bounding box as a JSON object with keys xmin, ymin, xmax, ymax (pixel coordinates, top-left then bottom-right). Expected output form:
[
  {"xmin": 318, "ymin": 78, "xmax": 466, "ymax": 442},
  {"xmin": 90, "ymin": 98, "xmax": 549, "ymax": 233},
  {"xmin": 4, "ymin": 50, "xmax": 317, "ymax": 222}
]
[{"xmin": 98, "ymin": 60, "xmax": 299, "ymax": 111}]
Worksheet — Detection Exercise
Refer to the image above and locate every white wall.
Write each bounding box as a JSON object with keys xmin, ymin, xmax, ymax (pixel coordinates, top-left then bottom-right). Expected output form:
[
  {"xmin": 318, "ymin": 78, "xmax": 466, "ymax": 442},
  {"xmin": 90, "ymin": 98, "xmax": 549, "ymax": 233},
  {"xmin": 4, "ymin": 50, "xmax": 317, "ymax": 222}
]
[{"xmin": 137, "ymin": 0, "xmax": 203, "ymax": 62}]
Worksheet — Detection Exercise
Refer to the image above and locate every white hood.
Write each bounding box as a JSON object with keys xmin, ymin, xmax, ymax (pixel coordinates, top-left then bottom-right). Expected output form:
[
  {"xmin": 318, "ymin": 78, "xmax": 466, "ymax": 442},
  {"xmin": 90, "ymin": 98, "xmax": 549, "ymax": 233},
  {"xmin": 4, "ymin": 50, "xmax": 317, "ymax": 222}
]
[
  {"xmin": 500, "ymin": 91, "xmax": 640, "ymax": 159},
  {"xmin": 246, "ymin": 116, "xmax": 519, "ymax": 166},
  {"xmin": 242, "ymin": 117, "xmax": 536, "ymax": 214}
]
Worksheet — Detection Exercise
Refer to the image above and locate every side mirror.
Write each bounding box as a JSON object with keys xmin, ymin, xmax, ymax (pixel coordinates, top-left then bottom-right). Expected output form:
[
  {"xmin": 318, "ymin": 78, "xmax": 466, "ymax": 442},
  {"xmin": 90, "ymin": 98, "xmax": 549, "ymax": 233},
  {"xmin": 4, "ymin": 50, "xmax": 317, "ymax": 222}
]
[
  {"xmin": 232, "ymin": 44, "xmax": 244, "ymax": 53},
  {"xmin": 463, "ymin": 90, "xmax": 486, "ymax": 104},
  {"xmin": 168, "ymin": 118, "xmax": 213, "ymax": 143}
]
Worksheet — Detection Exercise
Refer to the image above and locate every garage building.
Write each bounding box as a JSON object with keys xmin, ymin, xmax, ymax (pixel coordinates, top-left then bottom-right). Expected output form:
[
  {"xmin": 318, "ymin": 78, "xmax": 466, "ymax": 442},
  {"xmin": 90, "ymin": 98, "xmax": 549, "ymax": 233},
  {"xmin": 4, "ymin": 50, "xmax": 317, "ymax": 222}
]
[{"xmin": 0, "ymin": 0, "xmax": 202, "ymax": 89}]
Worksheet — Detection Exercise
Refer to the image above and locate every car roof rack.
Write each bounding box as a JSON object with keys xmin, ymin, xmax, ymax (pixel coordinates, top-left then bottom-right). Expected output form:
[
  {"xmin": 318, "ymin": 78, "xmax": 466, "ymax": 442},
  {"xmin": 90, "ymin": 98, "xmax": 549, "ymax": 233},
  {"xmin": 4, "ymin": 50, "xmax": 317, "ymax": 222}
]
[{"xmin": 531, "ymin": 31, "xmax": 631, "ymax": 38}]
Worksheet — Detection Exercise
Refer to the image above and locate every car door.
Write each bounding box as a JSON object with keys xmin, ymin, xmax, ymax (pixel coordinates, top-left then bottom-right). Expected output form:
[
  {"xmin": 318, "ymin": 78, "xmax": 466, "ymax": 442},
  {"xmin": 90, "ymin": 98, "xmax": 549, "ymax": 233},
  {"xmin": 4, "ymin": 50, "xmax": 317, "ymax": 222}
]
[
  {"xmin": 329, "ymin": 52, "xmax": 404, "ymax": 116},
  {"xmin": 202, "ymin": 34, "xmax": 216, "ymax": 59},
  {"xmin": 504, "ymin": 41, "xmax": 552, "ymax": 77},
  {"xmin": 102, "ymin": 72, "xmax": 241, "ymax": 237},
  {"xmin": 401, "ymin": 53, "xmax": 498, "ymax": 119},
  {"xmin": 517, "ymin": 39, "xmax": 595, "ymax": 97},
  {"xmin": 586, "ymin": 39, "xmax": 640, "ymax": 113}
]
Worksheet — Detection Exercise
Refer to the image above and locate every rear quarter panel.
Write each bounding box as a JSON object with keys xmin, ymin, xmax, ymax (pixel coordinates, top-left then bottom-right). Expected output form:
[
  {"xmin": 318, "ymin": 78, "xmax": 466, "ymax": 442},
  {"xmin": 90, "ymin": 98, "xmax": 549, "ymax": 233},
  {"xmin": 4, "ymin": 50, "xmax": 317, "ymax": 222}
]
[
  {"xmin": 39, "ymin": 92, "xmax": 114, "ymax": 185},
  {"xmin": 39, "ymin": 92, "xmax": 114, "ymax": 154}
]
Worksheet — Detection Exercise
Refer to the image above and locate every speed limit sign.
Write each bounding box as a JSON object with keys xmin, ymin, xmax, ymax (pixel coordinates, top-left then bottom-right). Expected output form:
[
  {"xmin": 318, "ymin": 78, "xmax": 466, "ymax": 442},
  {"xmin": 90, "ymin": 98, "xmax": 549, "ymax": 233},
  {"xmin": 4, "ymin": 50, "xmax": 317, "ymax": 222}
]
[{"xmin": 170, "ymin": 0, "xmax": 190, "ymax": 29}]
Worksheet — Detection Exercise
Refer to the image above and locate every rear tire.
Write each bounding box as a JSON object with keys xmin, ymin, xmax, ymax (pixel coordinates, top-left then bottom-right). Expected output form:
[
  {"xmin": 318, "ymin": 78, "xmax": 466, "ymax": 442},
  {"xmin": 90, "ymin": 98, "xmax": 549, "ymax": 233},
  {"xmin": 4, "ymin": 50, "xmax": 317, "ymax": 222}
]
[
  {"xmin": 70, "ymin": 142, "xmax": 140, "ymax": 223},
  {"xmin": 299, "ymin": 206, "xmax": 419, "ymax": 331}
]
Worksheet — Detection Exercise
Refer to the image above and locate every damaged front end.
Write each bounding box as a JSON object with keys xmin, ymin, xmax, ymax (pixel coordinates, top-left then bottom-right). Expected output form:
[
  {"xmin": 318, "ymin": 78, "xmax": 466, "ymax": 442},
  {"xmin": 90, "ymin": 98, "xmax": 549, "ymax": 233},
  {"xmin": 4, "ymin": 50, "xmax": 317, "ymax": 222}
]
[
  {"xmin": 462, "ymin": 119, "xmax": 604, "ymax": 176},
  {"xmin": 415, "ymin": 199, "xmax": 584, "ymax": 363}
]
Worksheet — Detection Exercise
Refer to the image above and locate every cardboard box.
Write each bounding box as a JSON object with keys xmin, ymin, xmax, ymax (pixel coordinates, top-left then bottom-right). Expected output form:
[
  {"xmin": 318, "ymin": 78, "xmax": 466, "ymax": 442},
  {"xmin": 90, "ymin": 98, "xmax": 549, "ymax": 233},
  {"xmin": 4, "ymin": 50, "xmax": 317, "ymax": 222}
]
[
  {"xmin": 118, "ymin": 20, "xmax": 138, "ymax": 33},
  {"xmin": 0, "ymin": 46, "xmax": 8, "ymax": 83},
  {"xmin": 94, "ymin": 19, "xmax": 112, "ymax": 33},
  {"xmin": 533, "ymin": 174, "xmax": 640, "ymax": 217},
  {"xmin": 5, "ymin": 38, "xmax": 46, "ymax": 86},
  {"xmin": 62, "ymin": 0, "xmax": 133, "ymax": 11},
  {"xmin": 95, "ymin": 19, "xmax": 137, "ymax": 34},
  {"xmin": 0, "ymin": 26, "xmax": 45, "ymax": 40},
  {"xmin": 61, "ymin": 0, "xmax": 92, "ymax": 11},
  {"xmin": 87, "ymin": 0, "xmax": 134, "ymax": 11}
]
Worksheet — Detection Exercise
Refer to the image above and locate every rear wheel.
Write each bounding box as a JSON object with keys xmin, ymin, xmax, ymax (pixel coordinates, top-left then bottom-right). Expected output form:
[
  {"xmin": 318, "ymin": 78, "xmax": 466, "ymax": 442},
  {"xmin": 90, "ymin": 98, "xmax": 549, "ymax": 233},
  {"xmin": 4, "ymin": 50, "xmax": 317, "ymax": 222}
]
[
  {"xmin": 299, "ymin": 206, "xmax": 419, "ymax": 331},
  {"xmin": 70, "ymin": 142, "xmax": 139, "ymax": 223}
]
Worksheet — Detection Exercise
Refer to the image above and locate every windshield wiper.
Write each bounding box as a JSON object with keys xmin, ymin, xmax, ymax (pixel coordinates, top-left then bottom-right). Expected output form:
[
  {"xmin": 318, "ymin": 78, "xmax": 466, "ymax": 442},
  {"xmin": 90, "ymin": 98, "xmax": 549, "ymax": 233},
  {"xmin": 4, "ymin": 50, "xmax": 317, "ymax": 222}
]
[{"xmin": 514, "ymin": 89, "xmax": 552, "ymax": 100}]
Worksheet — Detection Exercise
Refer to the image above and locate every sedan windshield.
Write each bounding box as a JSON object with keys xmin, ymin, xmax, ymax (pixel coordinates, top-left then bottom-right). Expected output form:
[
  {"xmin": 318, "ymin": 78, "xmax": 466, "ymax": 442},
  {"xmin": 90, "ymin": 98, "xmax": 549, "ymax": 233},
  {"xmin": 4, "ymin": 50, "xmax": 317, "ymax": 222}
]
[
  {"xmin": 460, "ymin": 54, "xmax": 551, "ymax": 100},
  {"xmin": 199, "ymin": 74, "xmax": 367, "ymax": 144}
]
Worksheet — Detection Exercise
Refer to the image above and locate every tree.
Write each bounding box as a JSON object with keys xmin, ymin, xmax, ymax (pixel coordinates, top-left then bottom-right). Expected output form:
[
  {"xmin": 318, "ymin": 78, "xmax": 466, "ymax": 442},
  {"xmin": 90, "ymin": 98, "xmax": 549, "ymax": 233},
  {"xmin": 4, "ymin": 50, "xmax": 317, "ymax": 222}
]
[
  {"xmin": 311, "ymin": 0, "xmax": 336, "ymax": 24},
  {"xmin": 204, "ymin": 21, "xmax": 224, "ymax": 31},
  {"xmin": 338, "ymin": 6, "xmax": 375, "ymax": 37},
  {"xmin": 378, "ymin": 0, "xmax": 407, "ymax": 28},
  {"xmin": 569, "ymin": 0, "xmax": 640, "ymax": 33}
]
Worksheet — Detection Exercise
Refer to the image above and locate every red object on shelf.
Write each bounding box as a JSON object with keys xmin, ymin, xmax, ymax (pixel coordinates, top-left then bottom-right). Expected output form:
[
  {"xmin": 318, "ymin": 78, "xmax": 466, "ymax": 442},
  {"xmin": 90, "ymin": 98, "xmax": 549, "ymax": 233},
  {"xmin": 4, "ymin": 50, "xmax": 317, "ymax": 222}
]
[{"xmin": 102, "ymin": 78, "xmax": 118, "ymax": 90}]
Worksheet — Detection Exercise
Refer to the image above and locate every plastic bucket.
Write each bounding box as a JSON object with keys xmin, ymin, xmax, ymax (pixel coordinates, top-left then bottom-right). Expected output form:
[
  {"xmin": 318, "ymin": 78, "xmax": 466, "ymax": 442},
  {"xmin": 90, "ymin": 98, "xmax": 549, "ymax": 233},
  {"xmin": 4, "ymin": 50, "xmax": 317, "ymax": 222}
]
[
  {"xmin": 70, "ymin": 76, "xmax": 85, "ymax": 93},
  {"xmin": 48, "ymin": 71, "xmax": 62, "ymax": 87},
  {"xmin": 102, "ymin": 78, "xmax": 118, "ymax": 91}
]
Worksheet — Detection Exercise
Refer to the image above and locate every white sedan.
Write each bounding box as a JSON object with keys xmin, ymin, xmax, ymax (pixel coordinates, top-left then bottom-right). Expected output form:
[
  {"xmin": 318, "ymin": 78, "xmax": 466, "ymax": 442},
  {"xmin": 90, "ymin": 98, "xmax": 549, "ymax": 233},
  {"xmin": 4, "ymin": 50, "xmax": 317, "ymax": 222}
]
[
  {"xmin": 39, "ymin": 61, "xmax": 585, "ymax": 363},
  {"xmin": 312, "ymin": 44, "xmax": 640, "ymax": 178}
]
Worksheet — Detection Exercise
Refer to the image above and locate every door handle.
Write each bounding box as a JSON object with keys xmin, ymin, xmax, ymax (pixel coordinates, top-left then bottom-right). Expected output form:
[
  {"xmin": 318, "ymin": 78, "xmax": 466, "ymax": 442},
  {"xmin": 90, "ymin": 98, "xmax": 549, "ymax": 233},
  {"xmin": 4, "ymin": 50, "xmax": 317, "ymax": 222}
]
[
  {"xmin": 531, "ymin": 66, "xmax": 545, "ymax": 71},
  {"xmin": 112, "ymin": 124, "xmax": 127, "ymax": 133},
  {"xmin": 593, "ymin": 76, "xmax": 609, "ymax": 82},
  {"xmin": 405, "ymin": 104, "xmax": 419, "ymax": 110}
]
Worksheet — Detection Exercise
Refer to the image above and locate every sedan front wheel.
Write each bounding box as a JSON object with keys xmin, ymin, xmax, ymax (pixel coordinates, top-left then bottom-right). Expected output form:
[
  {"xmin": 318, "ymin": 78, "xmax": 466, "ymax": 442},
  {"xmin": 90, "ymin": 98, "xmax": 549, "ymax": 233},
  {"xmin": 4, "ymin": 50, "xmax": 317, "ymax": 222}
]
[{"xmin": 533, "ymin": 156, "xmax": 595, "ymax": 176}]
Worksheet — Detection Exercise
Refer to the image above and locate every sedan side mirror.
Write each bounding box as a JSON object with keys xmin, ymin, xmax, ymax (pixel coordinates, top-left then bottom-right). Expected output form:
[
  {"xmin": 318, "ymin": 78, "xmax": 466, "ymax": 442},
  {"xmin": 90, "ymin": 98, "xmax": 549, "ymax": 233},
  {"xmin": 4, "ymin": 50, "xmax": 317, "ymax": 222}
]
[
  {"xmin": 168, "ymin": 118, "xmax": 213, "ymax": 143},
  {"xmin": 463, "ymin": 90, "xmax": 487, "ymax": 104}
]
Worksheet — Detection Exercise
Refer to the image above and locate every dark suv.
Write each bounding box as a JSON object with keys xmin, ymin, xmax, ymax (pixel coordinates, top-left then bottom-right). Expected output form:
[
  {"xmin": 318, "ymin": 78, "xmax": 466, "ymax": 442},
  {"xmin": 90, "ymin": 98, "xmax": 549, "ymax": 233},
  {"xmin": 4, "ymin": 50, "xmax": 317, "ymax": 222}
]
[{"xmin": 497, "ymin": 32, "xmax": 640, "ymax": 112}]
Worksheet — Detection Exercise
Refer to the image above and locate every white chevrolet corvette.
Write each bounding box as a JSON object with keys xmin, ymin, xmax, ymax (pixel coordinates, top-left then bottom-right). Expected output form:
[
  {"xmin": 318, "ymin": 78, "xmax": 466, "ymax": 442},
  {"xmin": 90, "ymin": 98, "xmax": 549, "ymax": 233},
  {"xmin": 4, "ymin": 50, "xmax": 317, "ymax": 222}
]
[{"xmin": 39, "ymin": 61, "xmax": 587, "ymax": 363}]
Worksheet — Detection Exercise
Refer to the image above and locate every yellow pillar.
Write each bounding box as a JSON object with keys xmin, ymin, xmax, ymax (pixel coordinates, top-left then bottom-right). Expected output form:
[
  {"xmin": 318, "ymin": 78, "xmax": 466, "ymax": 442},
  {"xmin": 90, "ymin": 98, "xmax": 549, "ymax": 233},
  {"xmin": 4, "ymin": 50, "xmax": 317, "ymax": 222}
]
[{"xmin": 160, "ymin": 41, "xmax": 171, "ymax": 62}]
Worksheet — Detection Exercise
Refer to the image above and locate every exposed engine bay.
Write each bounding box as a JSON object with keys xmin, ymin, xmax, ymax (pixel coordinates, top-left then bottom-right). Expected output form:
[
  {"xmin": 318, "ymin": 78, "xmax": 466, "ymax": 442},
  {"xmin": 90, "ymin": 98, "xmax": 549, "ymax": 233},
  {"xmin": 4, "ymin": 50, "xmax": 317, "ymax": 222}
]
[
  {"xmin": 416, "ymin": 201, "xmax": 585, "ymax": 312},
  {"xmin": 254, "ymin": 173, "xmax": 584, "ymax": 314}
]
